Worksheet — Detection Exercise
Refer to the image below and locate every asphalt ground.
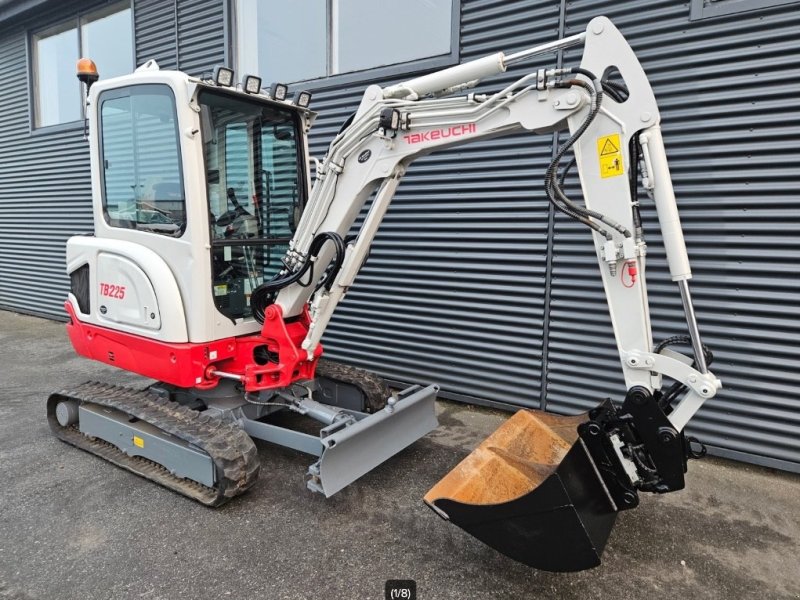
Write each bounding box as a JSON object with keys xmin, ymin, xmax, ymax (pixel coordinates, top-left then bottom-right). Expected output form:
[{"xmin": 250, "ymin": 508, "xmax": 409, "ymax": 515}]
[{"xmin": 1, "ymin": 310, "xmax": 798, "ymax": 600}]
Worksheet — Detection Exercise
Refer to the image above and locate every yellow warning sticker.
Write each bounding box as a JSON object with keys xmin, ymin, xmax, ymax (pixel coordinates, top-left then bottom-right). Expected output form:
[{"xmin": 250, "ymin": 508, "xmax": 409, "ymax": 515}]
[
  {"xmin": 597, "ymin": 133, "xmax": 624, "ymax": 178},
  {"xmin": 133, "ymin": 435, "xmax": 145, "ymax": 449}
]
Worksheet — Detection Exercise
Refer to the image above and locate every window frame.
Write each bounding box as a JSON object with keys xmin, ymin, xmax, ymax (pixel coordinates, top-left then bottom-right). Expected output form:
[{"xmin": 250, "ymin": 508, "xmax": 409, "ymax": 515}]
[
  {"xmin": 690, "ymin": 0, "xmax": 800, "ymax": 20},
  {"xmin": 97, "ymin": 83, "xmax": 187, "ymax": 238},
  {"xmin": 28, "ymin": 0, "xmax": 134, "ymax": 133},
  {"xmin": 230, "ymin": 0, "xmax": 460, "ymax": 91}
]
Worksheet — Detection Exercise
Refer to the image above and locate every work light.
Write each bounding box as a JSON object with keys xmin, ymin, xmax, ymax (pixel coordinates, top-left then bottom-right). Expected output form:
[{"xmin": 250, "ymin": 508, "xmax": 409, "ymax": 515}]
[
  {"xmin": 270, "ymin": 82, "xmax": 288, "ymax": 101},
  {"xmin": 242, "ymin": 74, "xmax": 262, "ymax": 94},
  {"xmin": 294, "ymin": 91, "xmax": 312, "ymax": 108},
  {"xmin": 213, "ymin": 65, "xmax": 234, "ymax": 87}
]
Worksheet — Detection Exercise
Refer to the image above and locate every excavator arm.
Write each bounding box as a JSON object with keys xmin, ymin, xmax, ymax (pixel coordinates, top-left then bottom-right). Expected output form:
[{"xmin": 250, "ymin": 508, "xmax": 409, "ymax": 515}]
[{"xmin": 248, "ymin": 16, "xmax": 721, "ymax": 570}]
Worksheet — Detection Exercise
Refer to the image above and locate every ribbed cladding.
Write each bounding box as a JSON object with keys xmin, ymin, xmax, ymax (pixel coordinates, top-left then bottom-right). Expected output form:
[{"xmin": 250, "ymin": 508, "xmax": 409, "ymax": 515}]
[
  {"xmin": 134, "ymin": 0, "xmax": 178, "ymax": 69},
  {"xmin": 545, "ymin": 0, "xmax": 800, "ymax": 471},
  {"xmin": 0, "ymin": 13, "xmax": 93, "ymax": 319},
  {"xmin": 176, "ymin": 0, "xmax": 224, "ymax": 76},
  {"xmin": 314, "ymin": 0, "xmax": 561, "ymax": 405}
]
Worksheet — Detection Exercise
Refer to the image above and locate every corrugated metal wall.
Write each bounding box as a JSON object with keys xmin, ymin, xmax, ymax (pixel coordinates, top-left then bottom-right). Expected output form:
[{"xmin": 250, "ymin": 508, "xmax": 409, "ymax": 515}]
[
  {"xmin": 0, "ymin": 0, "xmax": 797, "ymax": 472},
  {"xmin": 0, "ymin": 0, "xmax": 225, "ymax": 322},
  {"xmin": 0, "ymin": 0, "xmax": 95, "ymax": 319}
]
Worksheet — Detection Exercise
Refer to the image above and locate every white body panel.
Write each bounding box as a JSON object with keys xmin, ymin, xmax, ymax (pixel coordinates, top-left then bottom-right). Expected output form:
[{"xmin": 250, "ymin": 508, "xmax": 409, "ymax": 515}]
[{"xmin": 67, "ymin": 236, "xmax": 188, "ymax": 341}]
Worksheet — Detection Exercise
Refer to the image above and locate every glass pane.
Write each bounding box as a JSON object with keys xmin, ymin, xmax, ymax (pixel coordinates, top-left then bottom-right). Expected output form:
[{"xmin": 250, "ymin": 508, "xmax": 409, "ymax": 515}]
[
  {"xmin": 100, "ymin": 86, "xmax": 186, "ymax": 236},
  {"xmin": 336, "ymin": 0, "xmax": 452, "ymax": 73},
  {"xmin": 81, "ymin": 5, "xmax": 133, "ymax": 80},
  {"xmin": 262, "ymin": 121, "xmax": 302, "ymax": 238},
  {"xmin": 34, "ymin": 26, "xmax": 80, "ymax": 127},
  {"xmin": 237, "ymin": 0, "xmax": 327, "ymax": 83},
  {"xmin": 199, "ymin": 89, "xmax": 303, "ymax": 319}
]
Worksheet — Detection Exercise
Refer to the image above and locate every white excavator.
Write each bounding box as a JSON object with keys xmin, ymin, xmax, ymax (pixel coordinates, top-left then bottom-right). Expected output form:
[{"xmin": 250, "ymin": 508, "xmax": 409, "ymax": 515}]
[{"xmin": 50, "ymin": 17, "xmax": 721, "ymax": 572}]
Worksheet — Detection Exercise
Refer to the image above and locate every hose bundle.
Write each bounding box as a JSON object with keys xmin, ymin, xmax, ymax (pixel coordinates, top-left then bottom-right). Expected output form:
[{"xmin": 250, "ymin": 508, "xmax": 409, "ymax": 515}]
[
  {"xmin": 544, "ymin": 68, "xmax": 631, "ymax": 239},
  {"xmin": 250, "ymin": 231, "xmax": 345, "ymax": 324}
]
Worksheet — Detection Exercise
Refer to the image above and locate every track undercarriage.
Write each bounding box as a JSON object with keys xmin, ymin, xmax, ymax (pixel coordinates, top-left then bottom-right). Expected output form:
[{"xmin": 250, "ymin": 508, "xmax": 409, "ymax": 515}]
[{"xmin": 48, "ymin": 360, "xmax": 439, "ymax": 505}]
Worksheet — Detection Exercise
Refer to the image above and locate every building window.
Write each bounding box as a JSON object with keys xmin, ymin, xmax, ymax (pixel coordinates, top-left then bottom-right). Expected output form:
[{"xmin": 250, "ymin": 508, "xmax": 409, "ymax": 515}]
[
  {"xmin": 32, "ymin": 2, "xmax": 133, "ymax": 128},
  {"xmin": 99, "ymin": 85, "xmax": 186, "ymax": 237},
  {"xmin": 690, "ymin": 0, "xmax": 800, "ymax": 20},
  {"xmin": 235, "ymin": 0, "xmax": 456, "ymax": 84}
]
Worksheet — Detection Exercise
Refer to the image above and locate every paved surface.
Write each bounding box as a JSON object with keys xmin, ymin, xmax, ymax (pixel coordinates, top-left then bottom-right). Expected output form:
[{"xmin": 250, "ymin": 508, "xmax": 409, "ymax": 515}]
[{"xmin": 1, "ymin": 310, "xmax": 798, "ymax": 600}]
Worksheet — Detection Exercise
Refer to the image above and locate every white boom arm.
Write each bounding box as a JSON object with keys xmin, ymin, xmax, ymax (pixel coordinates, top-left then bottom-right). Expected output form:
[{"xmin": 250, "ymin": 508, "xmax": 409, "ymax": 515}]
[{"xmin": 269, "ymin": 17, "xmax": 720, "ymax": 430}]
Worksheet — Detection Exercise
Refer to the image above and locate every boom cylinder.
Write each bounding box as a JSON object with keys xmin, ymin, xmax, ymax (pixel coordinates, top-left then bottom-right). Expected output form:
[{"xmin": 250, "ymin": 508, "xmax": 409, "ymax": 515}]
[{"xmin": 383, "ymin": 53, "xmax": 507, "ymax": 99}]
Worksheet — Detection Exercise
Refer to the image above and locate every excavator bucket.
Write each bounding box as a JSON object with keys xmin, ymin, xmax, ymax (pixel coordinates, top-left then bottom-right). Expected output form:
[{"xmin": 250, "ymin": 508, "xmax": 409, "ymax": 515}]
[{"xmin": 425, "ymin": 405, "xmax": 622, "ymax": 572}]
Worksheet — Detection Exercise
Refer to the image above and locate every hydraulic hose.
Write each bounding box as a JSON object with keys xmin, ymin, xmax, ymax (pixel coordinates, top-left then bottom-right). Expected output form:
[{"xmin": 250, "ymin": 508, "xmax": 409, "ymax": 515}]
[
  {"xmin": 250, "ymin": 231, "xmax": 345, "ymax": 323},
  {"xmin": 544, "ymin": 75, "xmax": 614, "ymax": 240},
  {"xmin": 655, "ymin": 335, "xmax": 714, "ymax": 410},
  {"xmin": 544, "ymin": 70, "xmax": 634, "ymax": 240}
]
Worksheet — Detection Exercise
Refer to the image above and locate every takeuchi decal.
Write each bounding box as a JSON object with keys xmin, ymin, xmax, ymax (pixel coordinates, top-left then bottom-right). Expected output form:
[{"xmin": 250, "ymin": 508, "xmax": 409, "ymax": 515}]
[{"xmin": 403, "ymin": 123, "xmax": 477, "ymax": 144}]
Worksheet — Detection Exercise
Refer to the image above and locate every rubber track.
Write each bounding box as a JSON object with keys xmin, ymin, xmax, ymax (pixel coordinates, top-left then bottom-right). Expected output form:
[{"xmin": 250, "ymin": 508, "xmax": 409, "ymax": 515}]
[
  {"xmin": 47, "ymin": 381, "xmax": 260, "ymax": 507},
  {"xmin": 315, "ymin": 359, "xmax": 391, "ymax": 413}
]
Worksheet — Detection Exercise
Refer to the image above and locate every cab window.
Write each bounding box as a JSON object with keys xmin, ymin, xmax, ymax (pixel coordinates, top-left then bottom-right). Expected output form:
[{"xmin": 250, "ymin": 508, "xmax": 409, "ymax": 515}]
[
  {"xmin": 199, "ymin": 89, "xmax": 304, "ymax": 320},
  {"xmin": 99, "ymin": 84, "xmax": 186, "ymax": 236}
]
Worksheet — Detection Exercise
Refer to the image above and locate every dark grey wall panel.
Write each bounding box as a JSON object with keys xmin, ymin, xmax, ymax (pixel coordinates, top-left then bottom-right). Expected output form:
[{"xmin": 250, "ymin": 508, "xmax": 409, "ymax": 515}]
[
  {"xmin": 135, "ymin": 0, "xmax": 224, "ymax": 74},
  {"xmin": 545, "ymin": 0, "xmax": 800, "ymax": 470},
  {"xmin": 135, "ymin": 0, "xmax": 178, "ymax": 69},
  {"xmin": 317, "ymin": 0, "xmax": 561, "ymax": 405},
  {"xmin": 176, "ymin": 0, "xmax": 224, "ymax": 76},
  {"xmin": 0, "ymin": 2, "xmax": 97, "ymax": 319}
]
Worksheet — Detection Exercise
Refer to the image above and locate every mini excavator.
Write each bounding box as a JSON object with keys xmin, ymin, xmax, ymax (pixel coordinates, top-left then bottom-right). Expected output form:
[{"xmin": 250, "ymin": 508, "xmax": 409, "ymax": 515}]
[{"xmin": 51, "ymin": 17, "xmax": 721, "ymax": 571}]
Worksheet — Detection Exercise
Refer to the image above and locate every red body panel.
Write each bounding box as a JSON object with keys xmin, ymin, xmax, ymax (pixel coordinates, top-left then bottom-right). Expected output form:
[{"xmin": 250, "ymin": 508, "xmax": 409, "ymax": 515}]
[{"xmin": 64, "ymin": 301, "xmax": 321, "ymax": 391}]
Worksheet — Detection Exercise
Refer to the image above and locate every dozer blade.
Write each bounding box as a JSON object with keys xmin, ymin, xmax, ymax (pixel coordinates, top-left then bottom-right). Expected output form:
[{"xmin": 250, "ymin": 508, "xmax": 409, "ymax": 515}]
[
  {"xmin": 425, "ymin": 406, "xmax": 622, "ymax": 572},
  {"xmin": 307, "ymin": 384, "xmax": 439, "ymax": 497}
]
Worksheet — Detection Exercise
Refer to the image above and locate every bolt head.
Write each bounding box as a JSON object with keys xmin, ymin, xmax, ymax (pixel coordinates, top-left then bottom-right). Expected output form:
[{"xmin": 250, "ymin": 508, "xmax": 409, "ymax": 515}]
[
  {"xmin": 640, "ymin": 111, "xmax": 652, "ymax": 122},
  {"xmin": 592, "ymin": 21, "xmax": 605, "ymax": 34},
  {"xmin": 659, "ymin": 428, "xmax": 677, "ymax": 444}
]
